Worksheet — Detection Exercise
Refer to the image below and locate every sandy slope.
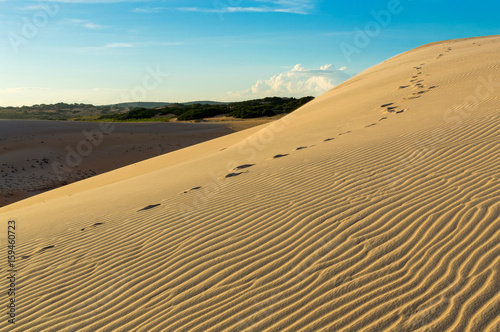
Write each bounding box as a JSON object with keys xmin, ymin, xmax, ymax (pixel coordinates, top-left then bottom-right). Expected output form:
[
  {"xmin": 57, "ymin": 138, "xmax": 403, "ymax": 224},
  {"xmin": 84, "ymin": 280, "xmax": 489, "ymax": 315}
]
[{"xmin": 1, "ymin": 35, "xmax": 500, "ymax": 331}]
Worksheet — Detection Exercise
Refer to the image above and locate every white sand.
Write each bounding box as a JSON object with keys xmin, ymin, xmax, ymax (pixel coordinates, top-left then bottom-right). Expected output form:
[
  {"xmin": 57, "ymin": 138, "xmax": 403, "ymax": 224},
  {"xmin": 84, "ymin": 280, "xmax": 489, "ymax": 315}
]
[{"xmin": 1, "ymin": 35, "xmax": 499, "ymax": 331}]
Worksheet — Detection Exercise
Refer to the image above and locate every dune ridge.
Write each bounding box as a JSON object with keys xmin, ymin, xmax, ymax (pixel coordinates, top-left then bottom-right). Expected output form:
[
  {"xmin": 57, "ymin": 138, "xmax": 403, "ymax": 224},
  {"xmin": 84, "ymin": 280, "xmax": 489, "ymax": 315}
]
[{"xmin": 1, "ymin": 35, "xmax": 500, "ymax": 331}]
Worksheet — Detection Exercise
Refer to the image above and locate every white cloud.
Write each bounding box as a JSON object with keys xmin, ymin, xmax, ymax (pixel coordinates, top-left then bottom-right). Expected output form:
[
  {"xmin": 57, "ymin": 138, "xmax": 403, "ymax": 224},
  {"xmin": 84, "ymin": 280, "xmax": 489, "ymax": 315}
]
[
  {"xmin": 228, "ymin": 64, "xmax": 351, "ymax": 100},
  {"xmin": 66, "ymin": 18, "xmax": 103, "ymax": 29},
  {"xmin": 19, "ymin": 4, "xmax": 50, "ymax": 10},
  {"xmin": 105, "ymin": 42, "xmax": 133, "ymax": 48},
  {"xmin": 83, "ymin": 22, "xmax": 102, "ymax": 29},
  {"xmin": 133, "ymin": 7, "xmax": 167, "ymax": 13},
  {"xmin": 38, "ymin": 0, "xmax": 154, "ymax": 3},
  {"xmin": 178, "ymin": 7, "xmax": 271, "ymax": 14},
  {"xmin": 178, "ymin": 0, "xmax": 316, "ymax": 15},
  {"xmin": 103, "ymin": 41, "xmax": 182, "ymax": 48},
  {"xmin": 72, "ymin": 41, "xmax": 183, "ymax": 53},
  {"xmin": 260, "ymin": 0, "xmax": 315, "ymax": 14}
]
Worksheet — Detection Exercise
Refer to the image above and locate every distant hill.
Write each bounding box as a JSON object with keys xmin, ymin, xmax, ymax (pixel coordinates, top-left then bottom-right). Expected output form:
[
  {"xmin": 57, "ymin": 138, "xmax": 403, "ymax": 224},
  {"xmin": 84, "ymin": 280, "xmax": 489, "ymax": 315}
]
[
  {"xmin": 181, "ymin": 101, "xmax": 229, "ymax": 106},
  {"xmin": 107, "ymin": 102, "xmax": 172, "ymax": 109},
  {"xmin": 0, "ymin": 97, "xmax": 314, "ymax": 121},
  {"xmin": 107, "ymin": 101, "xmax": 228, "ymax": 109},
  {"xmin": 98, "ymin": 97, "xmax": 315, "ymax": 121}
]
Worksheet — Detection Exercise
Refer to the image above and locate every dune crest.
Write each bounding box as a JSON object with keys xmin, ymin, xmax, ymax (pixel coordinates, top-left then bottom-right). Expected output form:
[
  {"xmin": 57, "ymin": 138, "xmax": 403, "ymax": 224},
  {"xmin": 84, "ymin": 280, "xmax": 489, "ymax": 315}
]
[{"xmin": 1, "ymin": 35, "xmax": 500, "ymax": 331}]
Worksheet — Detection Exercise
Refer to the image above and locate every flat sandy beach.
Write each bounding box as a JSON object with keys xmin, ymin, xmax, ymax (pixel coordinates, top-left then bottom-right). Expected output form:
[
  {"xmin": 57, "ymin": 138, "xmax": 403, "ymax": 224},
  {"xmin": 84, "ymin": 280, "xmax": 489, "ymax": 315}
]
[
  {"xmin": 1, "ymin": 36, "xmax": 499, "ymax": 331},
  {"xmin": 0, "ymin": 120, "xmax": 236, "ymax": 207}
]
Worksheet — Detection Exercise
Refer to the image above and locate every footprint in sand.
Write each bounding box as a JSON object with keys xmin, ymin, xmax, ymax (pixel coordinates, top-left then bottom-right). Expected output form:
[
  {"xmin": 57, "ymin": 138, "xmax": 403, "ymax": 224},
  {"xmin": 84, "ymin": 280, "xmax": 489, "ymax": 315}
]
[
  {"xmin": 396, "ymin": 109, "xmax": 407, "ymax": 114},
  {"xmin": 215, "ymin": 164, "xmax": 257, "ymax": 180},
  {"xmin": 22, "ymin": 245, "xmax": 55, "ymax": 259},
  {"xmin": 137, "ymin": 204, "xmax": 161, "ymax": 212},
  {"xmin": 231, "ymin": 164, "xmax": 255, "ymax": 171},
  {"xmin": 381, "ymin": 103, "xmax": 394, "ymax": 108},
  {"xmin": 296, "ymin": 146, "xmax": 308, "ymax": 150},
  {"xmin": 183, "ymin": 186, "xmax": 202, "ymax": 194},
  {"xmin": 379, "ymin": 117, "xmax": 388, "ymax": 121},
  {"xmin": 271, "ymin": 154, "xmax": 289, "ymax": 159},
  {"xmin": 80, "ymin": 223, "xmax": 102, "ymax": 230},
  {"xmin": 365, "ymin": 124, "xmax": 377, "ymax": 128},
  {"xmin": 21, "ymin": 245, "xmax": 55, "ymax": 259},
  {"xmin": 324, "ymin": 138, "xmax": 335, "ymax": 142},
  {"xmin": 399, "ymin": 85, "xmax": 410, "ymax": 89},
  {"xmin": 220, "ymin": 172, "xmax": 244, "ymax": 179}
]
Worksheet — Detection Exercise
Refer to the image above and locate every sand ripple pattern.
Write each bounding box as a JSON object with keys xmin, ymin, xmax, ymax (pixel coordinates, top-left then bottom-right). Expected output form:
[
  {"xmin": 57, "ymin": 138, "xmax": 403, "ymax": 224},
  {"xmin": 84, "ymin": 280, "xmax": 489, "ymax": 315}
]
[
  {"xmin": 2, "ymin": 36, "xmax": 500, "ymax": 332},
  {"xmin": 2, "ymin": 109, "xmax": 499, "ymax": 332}
]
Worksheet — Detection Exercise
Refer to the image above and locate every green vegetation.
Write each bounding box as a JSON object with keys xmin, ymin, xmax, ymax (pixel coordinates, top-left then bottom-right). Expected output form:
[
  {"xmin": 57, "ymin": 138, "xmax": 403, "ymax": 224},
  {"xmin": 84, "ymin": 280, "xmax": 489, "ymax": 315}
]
[
  {"xmin": 0, "ymin": 97, "xmax": 315, "ymax": 122},
  {"xmin": 227, "ymin": 97, "xmax": 315, "ymax": 119},
  {"xmin": 98, "ymin": 97, "xmax": 315, "ymax": 122}
]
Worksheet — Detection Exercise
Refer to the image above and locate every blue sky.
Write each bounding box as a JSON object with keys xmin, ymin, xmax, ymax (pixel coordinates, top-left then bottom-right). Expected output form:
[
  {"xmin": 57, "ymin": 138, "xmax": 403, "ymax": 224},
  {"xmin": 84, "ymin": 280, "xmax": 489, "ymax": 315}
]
[{"xmin": 0, "ymin": 0, "xmax": 498, "ymax": 106}]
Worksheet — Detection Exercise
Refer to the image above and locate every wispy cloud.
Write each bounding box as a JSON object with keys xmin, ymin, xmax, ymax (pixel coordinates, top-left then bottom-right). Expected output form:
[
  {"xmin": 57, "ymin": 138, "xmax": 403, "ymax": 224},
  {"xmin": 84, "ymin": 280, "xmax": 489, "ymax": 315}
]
[
  {"xmin": 66, "ymin": 18, "xmax": 103, "ymax": 30},
  {"xmin": 177, "ymin": 0, "xmax": 316, "ymax": 15},
  {"xmin": 178, "ymin": 7, "xmax": 275, "ymax": 14},
  {"xmin": 38, "ymin": 0, "xmax": 156, "ymax": 3},
  {"xmin": 133, "ymin": 7, "xmax": 167, "ymax": 13},
  {"xmin": 227, "ymin": 64, "xmax": 351, "ymax": 100},
  {"xmin": 30, "ymin": 0, "xmax": 317, "ymax": 15},
  {"xmin": 74, "ymin": 40, "xmax": 183, "ymax": 53},
  {"xmin": 261, "ymin": 0, "xmax": 316, "ymax": 14},
  {"xmin": 18, "ymin": 4, "xmax": 52, "ymax": 10},
  {"xmin": 105, "ymin": 42, "xmax": 134, "ymax": 48}
]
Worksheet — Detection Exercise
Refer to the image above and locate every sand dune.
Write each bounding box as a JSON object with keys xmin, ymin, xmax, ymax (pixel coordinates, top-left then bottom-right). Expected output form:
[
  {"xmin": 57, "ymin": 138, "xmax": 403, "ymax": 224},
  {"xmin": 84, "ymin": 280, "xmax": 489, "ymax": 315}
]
[{"xmin": 1, "ymin": 35, "xmax": 500, "ymax": 331}]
